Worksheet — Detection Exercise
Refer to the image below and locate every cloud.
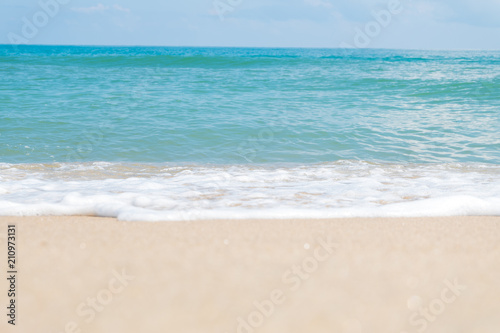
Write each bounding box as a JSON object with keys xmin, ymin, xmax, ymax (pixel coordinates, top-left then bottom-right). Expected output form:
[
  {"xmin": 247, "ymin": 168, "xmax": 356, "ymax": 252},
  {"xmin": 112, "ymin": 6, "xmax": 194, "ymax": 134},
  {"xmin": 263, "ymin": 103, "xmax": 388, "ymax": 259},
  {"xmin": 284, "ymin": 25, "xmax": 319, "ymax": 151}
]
[
  {"xmin": 71, "ymin": 3, "xmax": 131, "ymax": 14},
  {"xmin": 71, "ymin": 4, "xmax": 108, "ymax": 13},
  {"xmin": 304, "ymin": 0, "xmax": 333, "ymax": 9},
  {"xmin": 396, "ymin": 0, "xmax": 500, "ymax": 28},
  {"xmin": 112, "ymin": 4, "xmax": 131, "ymax": 13}
]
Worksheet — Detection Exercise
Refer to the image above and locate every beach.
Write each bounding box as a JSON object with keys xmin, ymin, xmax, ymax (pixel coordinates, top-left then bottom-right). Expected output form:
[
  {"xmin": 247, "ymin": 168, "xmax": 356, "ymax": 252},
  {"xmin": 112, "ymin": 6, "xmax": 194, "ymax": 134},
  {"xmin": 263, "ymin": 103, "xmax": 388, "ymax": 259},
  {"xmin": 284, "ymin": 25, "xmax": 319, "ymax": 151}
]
[
  {"xmin": 1, "ymin": 46, "xmax": 500, "ymax": 332},
  {"xmin": 1, "ymin": 216, "xmax": 499, "ymax": 333}
]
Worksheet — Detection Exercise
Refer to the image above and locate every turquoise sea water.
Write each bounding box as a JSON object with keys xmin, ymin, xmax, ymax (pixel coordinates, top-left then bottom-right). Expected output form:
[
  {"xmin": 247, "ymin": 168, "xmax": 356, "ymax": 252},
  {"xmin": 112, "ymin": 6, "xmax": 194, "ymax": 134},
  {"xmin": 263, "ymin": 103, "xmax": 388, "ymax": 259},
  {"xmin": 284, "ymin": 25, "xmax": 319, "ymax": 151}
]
[{"xmin": 0, "ymin": 46, "xmax": 499, "ymax": 220}]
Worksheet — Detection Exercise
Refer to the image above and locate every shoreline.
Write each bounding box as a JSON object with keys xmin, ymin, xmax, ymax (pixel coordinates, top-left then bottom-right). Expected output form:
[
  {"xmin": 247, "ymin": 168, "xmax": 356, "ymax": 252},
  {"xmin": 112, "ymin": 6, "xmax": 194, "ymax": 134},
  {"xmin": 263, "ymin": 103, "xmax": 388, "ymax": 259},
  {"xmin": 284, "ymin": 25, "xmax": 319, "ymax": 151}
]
[
  {"xmin": 1, "ymin": 216, "xmax": 499, "ymax": 332},
  {"xmin": 2, "ymin": 161, "xmax": 500, "ymax": 220},
  {"xmin": 1, "ymin": 214, "xmax": 500, "ymax": 222}
]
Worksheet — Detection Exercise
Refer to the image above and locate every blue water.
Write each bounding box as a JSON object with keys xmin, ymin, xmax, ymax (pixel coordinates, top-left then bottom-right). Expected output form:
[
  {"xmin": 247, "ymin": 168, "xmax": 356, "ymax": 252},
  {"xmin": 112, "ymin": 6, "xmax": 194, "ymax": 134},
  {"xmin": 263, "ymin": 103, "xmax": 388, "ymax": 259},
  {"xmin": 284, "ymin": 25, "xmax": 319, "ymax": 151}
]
[
  {"xmin": 1, "ymin": 45, "xmax": 499, "ymax": 164},
  {"xmin": 0, "ymin": 45, "xmax": 499, "ymax": 220}
]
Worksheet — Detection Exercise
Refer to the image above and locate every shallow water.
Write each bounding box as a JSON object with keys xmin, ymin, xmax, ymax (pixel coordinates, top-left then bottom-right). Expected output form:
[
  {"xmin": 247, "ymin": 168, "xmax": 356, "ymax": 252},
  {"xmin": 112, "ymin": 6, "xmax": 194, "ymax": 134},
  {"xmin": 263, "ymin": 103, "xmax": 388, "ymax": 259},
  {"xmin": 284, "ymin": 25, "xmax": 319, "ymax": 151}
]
[{"xmin": 1, "ymin": 46, "xmax": 499, "ymax": 220}]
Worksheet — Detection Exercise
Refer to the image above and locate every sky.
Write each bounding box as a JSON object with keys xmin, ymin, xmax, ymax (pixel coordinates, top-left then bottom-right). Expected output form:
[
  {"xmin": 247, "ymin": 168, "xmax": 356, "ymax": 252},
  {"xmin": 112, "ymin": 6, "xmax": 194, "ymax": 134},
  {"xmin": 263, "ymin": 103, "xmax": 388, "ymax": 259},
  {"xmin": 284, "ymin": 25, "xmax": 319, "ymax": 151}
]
[{"xmin": 1, "ymin": 0, "xmax": 500, "ymax": 49}]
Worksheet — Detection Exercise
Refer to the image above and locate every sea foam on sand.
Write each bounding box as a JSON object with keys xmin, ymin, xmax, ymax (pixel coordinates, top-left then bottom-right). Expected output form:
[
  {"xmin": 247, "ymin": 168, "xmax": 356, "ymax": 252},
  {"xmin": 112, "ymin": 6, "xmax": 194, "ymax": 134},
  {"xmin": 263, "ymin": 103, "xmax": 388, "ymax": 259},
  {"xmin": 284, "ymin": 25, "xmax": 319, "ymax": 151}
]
[{"xmin": 0, "ymin": 161, "xmax": 499, "ymax": 221}]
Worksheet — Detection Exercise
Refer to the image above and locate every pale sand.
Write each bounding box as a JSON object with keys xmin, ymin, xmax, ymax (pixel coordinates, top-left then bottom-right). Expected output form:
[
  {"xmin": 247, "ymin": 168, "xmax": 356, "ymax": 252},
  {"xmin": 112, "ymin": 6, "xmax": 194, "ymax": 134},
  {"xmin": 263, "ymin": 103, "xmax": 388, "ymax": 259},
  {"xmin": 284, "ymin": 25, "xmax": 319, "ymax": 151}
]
[{"xmin": 1, "ymin": 216, "xmax": 500, "ymax": 333}]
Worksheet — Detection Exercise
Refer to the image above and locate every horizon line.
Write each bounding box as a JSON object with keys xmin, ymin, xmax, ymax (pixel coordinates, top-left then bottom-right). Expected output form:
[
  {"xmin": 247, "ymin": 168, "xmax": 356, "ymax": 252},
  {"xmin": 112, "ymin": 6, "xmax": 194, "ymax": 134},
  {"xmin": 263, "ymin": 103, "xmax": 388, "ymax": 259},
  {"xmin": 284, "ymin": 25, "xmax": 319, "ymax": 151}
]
[{"xmin": 1, "ymin": 43, "xmax": 500, "ymax": 52}]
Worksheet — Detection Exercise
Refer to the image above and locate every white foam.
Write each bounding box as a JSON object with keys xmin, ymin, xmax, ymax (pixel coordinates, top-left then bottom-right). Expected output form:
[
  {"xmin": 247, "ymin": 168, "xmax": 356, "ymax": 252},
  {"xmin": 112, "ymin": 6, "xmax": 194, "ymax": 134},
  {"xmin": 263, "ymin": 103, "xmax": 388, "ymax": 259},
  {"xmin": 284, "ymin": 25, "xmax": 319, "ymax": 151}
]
[{"xmin": 0, "ymin": 161, "xmax": 499, "ymax": 221}]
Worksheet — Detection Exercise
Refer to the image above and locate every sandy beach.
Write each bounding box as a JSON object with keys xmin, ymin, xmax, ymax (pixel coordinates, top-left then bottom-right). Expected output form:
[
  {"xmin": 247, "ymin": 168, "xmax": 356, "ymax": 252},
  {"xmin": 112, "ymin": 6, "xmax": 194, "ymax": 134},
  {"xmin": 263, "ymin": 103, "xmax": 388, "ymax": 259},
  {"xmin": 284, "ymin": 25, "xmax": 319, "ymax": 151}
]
[{"xmin": 0, "ymin": 216, "xmax": 499, "ymax": 333}]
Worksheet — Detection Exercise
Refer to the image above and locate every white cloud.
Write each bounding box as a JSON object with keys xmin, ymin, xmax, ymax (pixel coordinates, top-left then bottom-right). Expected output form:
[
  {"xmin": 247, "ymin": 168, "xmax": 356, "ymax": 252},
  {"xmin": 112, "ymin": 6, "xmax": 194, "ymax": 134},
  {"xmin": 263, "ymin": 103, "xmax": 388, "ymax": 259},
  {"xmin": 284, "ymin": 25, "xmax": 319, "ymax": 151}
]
[
  {"xmin": 71, "ymin": 3, "xmax": 108, "ymax": 13},
  {"xmin": 304, "ymin": 0, "xmax": 333, "ymax": 9},
  {"xmin": 113, "ymin": 4, "xmax": 131, "ymax": 13},
  {"xmin": 71, "ymin": 3, "xmax": 131, "ymax": 14}
]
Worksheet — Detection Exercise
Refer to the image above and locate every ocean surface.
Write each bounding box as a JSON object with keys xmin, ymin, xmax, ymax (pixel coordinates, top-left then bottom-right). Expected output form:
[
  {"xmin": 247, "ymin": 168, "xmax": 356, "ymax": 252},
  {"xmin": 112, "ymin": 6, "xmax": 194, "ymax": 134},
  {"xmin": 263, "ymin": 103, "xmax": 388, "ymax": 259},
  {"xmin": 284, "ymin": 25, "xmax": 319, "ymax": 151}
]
[{"xmin": 1, "ymin": 45, "xmax": 499, "ymax": 220}]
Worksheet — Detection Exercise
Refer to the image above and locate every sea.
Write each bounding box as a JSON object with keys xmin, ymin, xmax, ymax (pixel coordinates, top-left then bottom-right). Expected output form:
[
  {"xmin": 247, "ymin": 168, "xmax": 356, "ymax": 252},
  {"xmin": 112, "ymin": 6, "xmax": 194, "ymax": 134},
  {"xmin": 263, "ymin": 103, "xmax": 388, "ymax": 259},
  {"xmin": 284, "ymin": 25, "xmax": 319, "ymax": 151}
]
[{"xmin": 0, "ymin": 45, "xmax": 499, "ymax": 221}]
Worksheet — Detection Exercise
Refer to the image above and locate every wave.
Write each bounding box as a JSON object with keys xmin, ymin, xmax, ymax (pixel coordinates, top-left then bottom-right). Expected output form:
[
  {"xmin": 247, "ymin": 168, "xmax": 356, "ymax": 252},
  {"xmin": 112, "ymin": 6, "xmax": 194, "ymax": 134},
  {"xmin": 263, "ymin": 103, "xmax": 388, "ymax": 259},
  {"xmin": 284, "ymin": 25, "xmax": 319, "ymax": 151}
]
[
  {"xmin": 2, "ymin": 45, "xmax": 499, "ymax": 68},
  {"xmin": 1, "ymin": 161, "xmax": 499, "ymax": 221}
]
